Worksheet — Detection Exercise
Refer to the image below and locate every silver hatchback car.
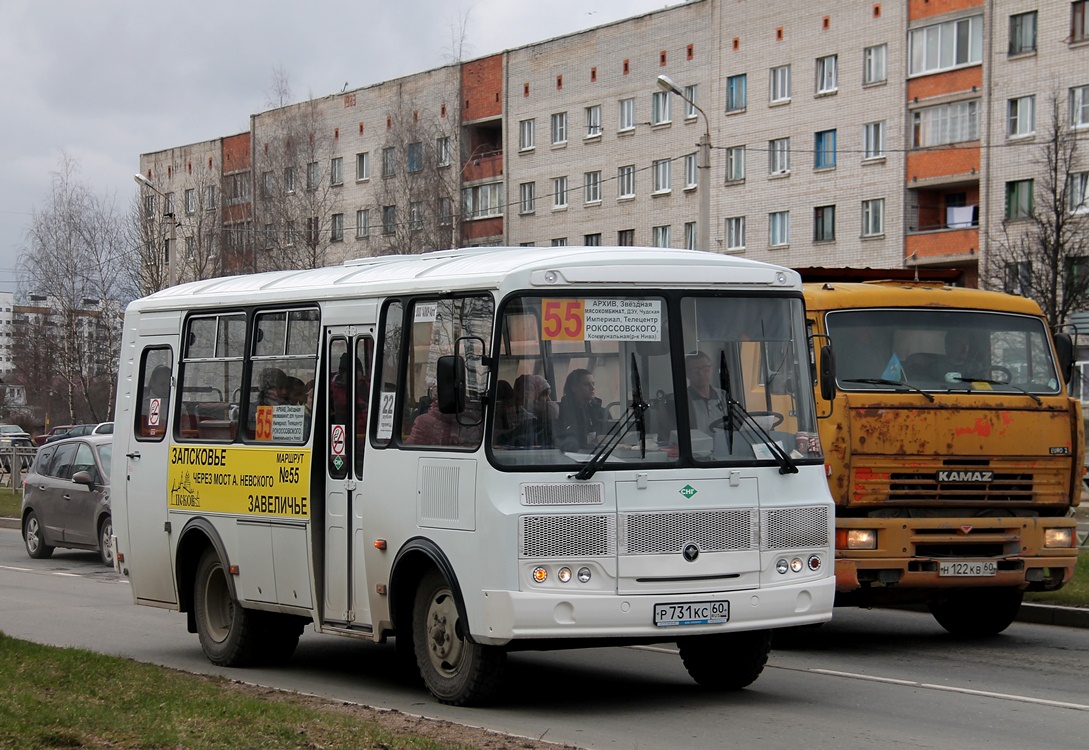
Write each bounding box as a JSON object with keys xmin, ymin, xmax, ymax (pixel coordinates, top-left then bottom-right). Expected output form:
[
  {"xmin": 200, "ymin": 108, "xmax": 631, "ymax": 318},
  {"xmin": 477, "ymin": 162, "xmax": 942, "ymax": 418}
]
[{"xmin": 21, "ymin": 434, "xmax": 113, "ymax": 566}]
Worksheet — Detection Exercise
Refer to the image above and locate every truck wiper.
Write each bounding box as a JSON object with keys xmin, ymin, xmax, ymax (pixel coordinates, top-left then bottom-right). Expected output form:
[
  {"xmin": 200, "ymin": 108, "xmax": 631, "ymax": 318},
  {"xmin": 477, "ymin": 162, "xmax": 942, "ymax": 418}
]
[
  {"xmin": 950, "ymin": 376, "xmax": 1042, "ymax": 405},
  {"xmin": 842, "ymin": 378, "xmax": 935, "ymax": 403},
  {"xmin": 573, "ymin": 354, "xmax": 648, "ymax": 480}
]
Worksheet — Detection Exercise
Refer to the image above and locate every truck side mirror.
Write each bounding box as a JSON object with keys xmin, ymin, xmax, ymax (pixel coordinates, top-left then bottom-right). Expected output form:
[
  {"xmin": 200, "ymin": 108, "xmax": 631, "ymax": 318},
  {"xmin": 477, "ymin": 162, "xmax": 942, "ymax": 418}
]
[
  {"xmin": 1053, "ymin": 332, "xmax": 1074, "ymax": 385},
  {"xmin": 819, "ymin": 344, "xmax": 836, "ymax": 402}
]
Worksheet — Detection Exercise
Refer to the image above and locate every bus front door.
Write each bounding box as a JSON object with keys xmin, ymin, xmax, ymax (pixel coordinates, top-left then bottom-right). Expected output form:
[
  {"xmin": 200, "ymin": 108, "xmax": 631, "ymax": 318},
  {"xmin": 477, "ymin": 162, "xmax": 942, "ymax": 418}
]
[{"xmin": 323, "ymin": 332, "xmax": 374, "ymax": 629}]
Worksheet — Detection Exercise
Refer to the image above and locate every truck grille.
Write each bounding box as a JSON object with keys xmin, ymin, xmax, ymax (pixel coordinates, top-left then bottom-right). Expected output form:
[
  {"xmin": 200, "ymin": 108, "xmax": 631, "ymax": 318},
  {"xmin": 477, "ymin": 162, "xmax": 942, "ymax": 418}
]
[{"xmin": 888, "ymin": 472, "xmax": 1033, "ymax": 502}]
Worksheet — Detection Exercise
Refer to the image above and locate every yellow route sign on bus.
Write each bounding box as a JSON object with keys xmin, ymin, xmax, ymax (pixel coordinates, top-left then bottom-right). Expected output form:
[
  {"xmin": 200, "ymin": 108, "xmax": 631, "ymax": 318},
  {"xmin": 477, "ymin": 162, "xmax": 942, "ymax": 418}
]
[{"xmin": 167, "ymin": 445, "xmax": 312, "ymax": 518}]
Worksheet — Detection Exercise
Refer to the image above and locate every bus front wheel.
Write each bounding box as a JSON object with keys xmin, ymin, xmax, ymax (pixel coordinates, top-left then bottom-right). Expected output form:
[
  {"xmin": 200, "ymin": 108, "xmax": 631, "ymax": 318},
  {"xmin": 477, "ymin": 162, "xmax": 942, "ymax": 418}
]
[
  {"xmin": 412, "ymin": 569, "xmax": 506, "ymax": 706},
  {"xmin": 678, "ymin": 629, "xmax": 772, "ymax": 690},
  {"xmin": 194, "ymin": 548, "xmax": 260, "ymax": 667}
]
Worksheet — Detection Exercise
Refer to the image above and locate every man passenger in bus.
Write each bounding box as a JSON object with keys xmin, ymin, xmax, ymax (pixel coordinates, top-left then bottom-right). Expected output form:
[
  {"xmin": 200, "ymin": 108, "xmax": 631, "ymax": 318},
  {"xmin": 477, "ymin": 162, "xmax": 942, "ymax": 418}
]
[
  {"xmin": 556, "ymin": 368, "xmax": 605, "ymax": 451},
  {"xmin": 684, "ymin": 351, "xmax": 730, "ymax": 435}
]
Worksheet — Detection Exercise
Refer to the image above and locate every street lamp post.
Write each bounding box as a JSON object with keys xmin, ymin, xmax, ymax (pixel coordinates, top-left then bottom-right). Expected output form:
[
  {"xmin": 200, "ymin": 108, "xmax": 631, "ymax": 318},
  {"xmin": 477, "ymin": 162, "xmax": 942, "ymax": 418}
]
[
  {"xmin": 657, "ymin": 75, "xmax": 711, "ymax": 252},
  {"xmin": 133, "ymin": 173, "xmax": 177, "ymax": 287}
]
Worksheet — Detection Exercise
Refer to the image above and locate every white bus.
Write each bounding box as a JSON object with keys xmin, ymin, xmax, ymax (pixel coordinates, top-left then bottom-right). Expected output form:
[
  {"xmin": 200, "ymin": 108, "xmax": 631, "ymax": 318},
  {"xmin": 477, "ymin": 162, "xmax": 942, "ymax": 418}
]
[{"xmin": 111, "ymin": 246, "xmax": 835, "ymax": 705}]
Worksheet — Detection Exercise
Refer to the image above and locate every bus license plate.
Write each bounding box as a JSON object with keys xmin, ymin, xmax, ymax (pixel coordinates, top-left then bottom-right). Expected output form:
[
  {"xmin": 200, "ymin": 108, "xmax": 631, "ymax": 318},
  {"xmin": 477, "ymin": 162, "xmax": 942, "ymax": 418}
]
[
  {"xmin": 654, "ymin": 601, "xmax": 730, "ymax": 627},
  {"xmin": 939, "ymin": 561, "xmax": 997, "ymax": 577}
]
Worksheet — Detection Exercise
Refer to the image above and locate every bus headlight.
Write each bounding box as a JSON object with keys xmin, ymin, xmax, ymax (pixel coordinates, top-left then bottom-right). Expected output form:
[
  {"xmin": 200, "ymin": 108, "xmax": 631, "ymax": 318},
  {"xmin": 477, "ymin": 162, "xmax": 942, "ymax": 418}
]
[
  {"xmin": 776, "ymin": 558, "xmax": 789, "ymax": 575},
  {"xmin": 1044, "ymin": 528, "xmax": 1074, "ymax": 548},
  {"xmin": 577, "ymin": 567, "xmax": 592, "ymax": 583},
  {"xmin": 557, "ymin": 567, "xmax": 572, "ymax": 583},
  {"xmin": 790, "ymin": 558, "xmax": 804, "ymax": 573},
  {"xmin": 837, "ymin": 529, "xmax": 878, "ymax": 550}
]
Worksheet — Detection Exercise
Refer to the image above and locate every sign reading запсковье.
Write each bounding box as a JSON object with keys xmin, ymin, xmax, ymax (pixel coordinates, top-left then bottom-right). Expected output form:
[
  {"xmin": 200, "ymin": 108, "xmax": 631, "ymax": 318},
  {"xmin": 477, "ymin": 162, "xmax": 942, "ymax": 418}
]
[{"xmin": 167, "ymin": 446, "xmax": 312, "ymax": 518}]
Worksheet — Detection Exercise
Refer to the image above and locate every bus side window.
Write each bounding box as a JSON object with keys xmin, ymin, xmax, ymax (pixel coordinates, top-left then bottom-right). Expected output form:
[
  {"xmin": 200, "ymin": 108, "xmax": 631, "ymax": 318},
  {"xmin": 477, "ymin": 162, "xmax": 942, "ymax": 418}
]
[{"xmin": 136, "ymin": 348, "xmax": 174, "ymax": 441}]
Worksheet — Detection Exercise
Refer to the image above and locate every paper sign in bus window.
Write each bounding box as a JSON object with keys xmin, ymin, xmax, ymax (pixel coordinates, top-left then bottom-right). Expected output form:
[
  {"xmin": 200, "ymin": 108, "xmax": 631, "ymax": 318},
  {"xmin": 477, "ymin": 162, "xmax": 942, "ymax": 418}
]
[{"xmin": 542, "ymin": 299, "xmax": 662, "ymax": 342}]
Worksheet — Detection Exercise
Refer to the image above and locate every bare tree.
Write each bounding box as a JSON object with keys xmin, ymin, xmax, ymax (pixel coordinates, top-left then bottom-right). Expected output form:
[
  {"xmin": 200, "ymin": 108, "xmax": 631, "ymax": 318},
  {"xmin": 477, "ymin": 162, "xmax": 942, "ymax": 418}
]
[{"xmin": 985, "ymin": 91, "xmax": 1089, "ymax": 328}]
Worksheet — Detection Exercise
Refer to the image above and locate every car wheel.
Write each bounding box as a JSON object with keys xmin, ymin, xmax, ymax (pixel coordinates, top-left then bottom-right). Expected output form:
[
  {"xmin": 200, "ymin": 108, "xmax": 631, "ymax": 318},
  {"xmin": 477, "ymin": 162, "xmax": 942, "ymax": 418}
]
[
  {"xmin": 193, "ymin": 548, "xmax": 260, "ymax": 667},
  {"xmin": 23, "ymin": 511, "xmax": 54, "ymax": 560},
  {"xmin": 98, "ymin": 515, "xmax": 114, "ymax": 567}
]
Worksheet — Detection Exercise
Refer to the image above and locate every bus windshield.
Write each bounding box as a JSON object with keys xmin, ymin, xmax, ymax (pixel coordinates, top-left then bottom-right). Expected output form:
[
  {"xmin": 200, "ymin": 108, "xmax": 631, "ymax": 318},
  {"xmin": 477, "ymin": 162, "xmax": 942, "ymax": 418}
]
[
  {"xmin": 827, "ymin": 309, "xmax": 1062, "ymax": 395},
  {"xmin": 489, "ymin": 294, "xmax": 819, "ymax": 469}
]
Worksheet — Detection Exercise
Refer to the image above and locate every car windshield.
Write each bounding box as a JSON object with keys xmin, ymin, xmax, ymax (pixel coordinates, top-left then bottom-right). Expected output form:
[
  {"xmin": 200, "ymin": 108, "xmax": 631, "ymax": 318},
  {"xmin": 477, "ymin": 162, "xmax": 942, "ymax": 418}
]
[{"xmin": 827, "ymin": 309, "xmax": 1061, "ymax": 395}]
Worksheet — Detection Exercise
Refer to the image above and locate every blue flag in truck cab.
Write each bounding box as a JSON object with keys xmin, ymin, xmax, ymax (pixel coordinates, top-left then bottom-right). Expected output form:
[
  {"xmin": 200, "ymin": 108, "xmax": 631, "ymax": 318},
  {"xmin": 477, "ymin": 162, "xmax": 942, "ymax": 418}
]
[{"xmin": 881, "ymin": 353, "xmax": 905, "ymax": 382}]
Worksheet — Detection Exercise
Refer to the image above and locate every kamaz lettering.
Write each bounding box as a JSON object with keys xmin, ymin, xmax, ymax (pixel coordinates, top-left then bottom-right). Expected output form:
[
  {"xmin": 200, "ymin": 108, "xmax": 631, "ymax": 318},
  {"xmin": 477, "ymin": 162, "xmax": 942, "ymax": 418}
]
[{"xmin": 937, "ymin": 470, "xmax": 995, "ymax": 483}]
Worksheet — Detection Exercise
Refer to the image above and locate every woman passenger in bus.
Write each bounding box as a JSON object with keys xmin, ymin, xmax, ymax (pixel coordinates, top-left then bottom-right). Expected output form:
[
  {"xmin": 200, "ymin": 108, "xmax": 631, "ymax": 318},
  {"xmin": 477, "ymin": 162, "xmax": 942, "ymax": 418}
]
[
  {"xmin": 405, "ymin": 396, "xmax": 481, "ymax": 447},
  {"xmin": 496, "ymin": 374, "xmax": 556, "ymax": 447}
]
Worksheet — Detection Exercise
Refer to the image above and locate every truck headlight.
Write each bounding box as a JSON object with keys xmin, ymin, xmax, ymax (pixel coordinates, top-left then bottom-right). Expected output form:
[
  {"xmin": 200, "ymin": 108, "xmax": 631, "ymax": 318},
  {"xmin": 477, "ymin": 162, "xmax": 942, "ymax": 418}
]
[
  {"xmin": 1044, "ymin": 528, "xmax": 1074, "ymax": 548},
  {"xmin": 837, "ymin": 529, "xmax": 877, "ymax": 550}
]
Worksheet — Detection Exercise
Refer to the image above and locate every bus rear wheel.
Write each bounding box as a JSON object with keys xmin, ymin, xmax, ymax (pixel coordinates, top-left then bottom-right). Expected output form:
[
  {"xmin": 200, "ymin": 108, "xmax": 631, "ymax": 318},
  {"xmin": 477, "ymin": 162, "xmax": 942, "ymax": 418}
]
[
  {"xmin": 194, "ymin": 548, "xmax": 260, "ymax": 667},
  {"xmin": 928, "ymin": 588, "xmax": 1023, "ymax": 638},
  {"xmin": 678, "ymin": 629, "xmax": 772, "ymax": 690},
  {"xmin": 412, "ymin": 569, "xmax": 505, "ymax": 706}
]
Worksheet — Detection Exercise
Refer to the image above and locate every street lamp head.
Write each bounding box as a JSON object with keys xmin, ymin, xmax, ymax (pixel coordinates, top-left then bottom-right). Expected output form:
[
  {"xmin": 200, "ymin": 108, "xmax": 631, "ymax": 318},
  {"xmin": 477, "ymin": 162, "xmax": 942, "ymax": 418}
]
[
  {"xmin": 656, "ymin": 74, "xmax": 682, "ymax": 96},
  {"xmin": 133, "ymin": 173, "xmax": 153, "ymax": 189}
]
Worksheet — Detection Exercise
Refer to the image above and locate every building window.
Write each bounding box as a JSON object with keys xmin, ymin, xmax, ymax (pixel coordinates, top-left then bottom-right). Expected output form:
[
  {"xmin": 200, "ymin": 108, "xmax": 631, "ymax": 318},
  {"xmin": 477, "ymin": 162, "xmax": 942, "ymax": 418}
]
[
  {"xmin": 1074, "ymin": 1, "xmax": 1088, "ymax": 43},
  {"xmin": 618, "ymin": 229, "xmax": 635, "ymax": 246},
  {"xmin": 863, "ymin": 45, "xmax": 887, "ymax": 85},
  {"xmin": 863, "ymin": 121, "xmax": 886, "ymax": 159},
  {"xmin": 683, "ymin": 84, "xmax": 698, "ymax": 119},
  {"xmin": 769, "ymin": 211, "xmax": 790, "ymax": 247},
  {"xmin": 439, "ymin": 197, "xmax": 453, "ymax": 226},
  {"xmin": 382, "ymin": 147, "xmax": 396, "ymax": 177},
  {"xmin": 463, "ymin": 183, "xmax": 504, "ymax": 219},
  {"xmin": 205, "ymin": 184, "xmax": 217, "ymax": 206},
  {"xmin": 618, "ymin": 165, "xmax": 636, "ymax": 198},
  {"xmin": 1005, "ymin": 261, "xmax": 1033, "ymax": 295},
  {"xmin": 330, "ymin": 157, "xmax": 343, "ymax": 186},
  {"xmin": 331, "ymin": 213, "xmax": 344, "ymax": 241},
  {"xmin": 184, "ymin": 188, "xmax": 195, "ymax": 214},
  {"xmin": 382, "ymin": 205, "xmax": 397, "ymax": 234},
  {"xmin": 909, "ymin": 15, "xmax": 983, "ymax": 75},
  {"xmin": 261, "ymin": 172, "xmax": 273, "ymax": 198},
  {"xmin": 356, "ymin": 209, "xmax": 370, "ymax": 238},
  {"xmin": 551, "ymin": 238, "xmax": 568, "ymax": 247},
  {"xmin": 1069, "ymin": 172, "xmax": 1088, "ymax": 214},
  {"xmin": 1005, "ymin": 179, "xmax": 1034, "ymax": 221},
  {"xmin": 307, "ymin": 161, "xmax": 319, "ymax": 190},
  {"xmin": 356, "ymin": 152, "xmax": 370, "ymax": 180},
  {"xmin": 770, "ymin": 65, "xmax": 791, "ymax": 103},
  {"xmin": 519, "ymin": 119, "xmax": 535, "ymax": 150},
  {"xmin": 436, "ymin": 137, "xmax": 451, "ymax": 167},
  {"xmin": 726, "ymin": 146, "xmax": 745, "ymax": 182},
  {"xmin": 409, "ymin": 201, "xmax": 423, "ymax": 230},
  {"xmin": 519, "ymin": 182, "xmax": 535, "ymax": 214},
  {"xmin": 553, "ymin": 176, "xmax": 568, "ymax": 209},
  {"xmin": 286, "ymin": 219, "xmax": 295, "ymax": 245},
  {"xmin": 815, "ymin": 129, "xmax": 837, "ymax": 169},
  {"xmin": 619, "ymin": 98, "xmax": 636, "ymax": 132},
  {"xmin": 585, "ymin": 105, "xmax": 602, "ymax": 137},
  {"xmin": 584, "ymin": 171, "xmax": 602, "ymax": 203},
  {"xmin": 814, "ymin": 205, "xmax": 835, "ymax": 241},
  {"xmin": 652, "ymin": 159, "xmax": 671, "ymax": 193},
  {"xmin": 1071, "ymin": 85, "xmax": 1089, "ymax": 129},
  {"xmin": 725, "ymin": 216, "xmax": 746, "ymax": 250},
  {"xmin": 551, "ymin": 112, "xmax": 568, "ymax": 145},
  {"xmin": 407, "ymin": 142, "xmax": 423, "ymax": 173},
  {"xmin": 912, "ymin": 100, "xmax": 980, "ymax": 147},
  {"xmin": 306, "ymin": 216, "xmax": 320, "ymax": 245},
  {"xmin": 684, "ymin": 153, "xmax": 698, "ymax": 188},
  {"xmin": 652, "ymin": 225, "xmax": 672, "ymax": 248},
  {"xmin": 651, "ymin": 90, "xmax": 672, "ymax": 124},
  {"xmin": 1007, "ymin": 96, "xmax": 1035, "ymax": 137},
  {"xmin": 769, "ymin": 138, "xmax": 790, "ymax": 175},
  {"xmin": 1009, "ymin": 11, "xmax": 1037, "ymax": 55},
  {"xmin": 816, "ymin": 55, "xmax": 837, "ymax": 93},
  {"xmin": 726, "ymin": 74, "xmax": 747, "ymax": 111},
  {"xmin": 862, "ymin": 198, "xmax": 885, "ymax": 236},
  {"xmin": 684, "ymin": 222, "xmax": 697, "ymax": 250},
  {"xmin": 584, "ymin": 233, "xmax": 602, "ymax": 246}
]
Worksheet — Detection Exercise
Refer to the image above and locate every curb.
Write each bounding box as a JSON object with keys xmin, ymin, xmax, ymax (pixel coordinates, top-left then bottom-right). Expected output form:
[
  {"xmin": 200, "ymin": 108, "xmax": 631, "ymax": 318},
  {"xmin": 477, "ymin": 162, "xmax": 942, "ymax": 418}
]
[{"xmin": 1, "ymin": 515, "xmax": 1085, "ymax": 628}]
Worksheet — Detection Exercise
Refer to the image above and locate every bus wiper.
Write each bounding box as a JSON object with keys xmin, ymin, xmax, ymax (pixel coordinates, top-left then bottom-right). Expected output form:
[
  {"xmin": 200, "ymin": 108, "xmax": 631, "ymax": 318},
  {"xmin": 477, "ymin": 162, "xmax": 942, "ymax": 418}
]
[
  {"xmin": 726, "ymin": 400, "xmax": 799, "ymax": 475},
  {"xmin": 950, "ymin": 376, "xmax": 1043, "ymax": 405},
  {"xmin": 718, "ymin": 351, "xmax": 735, "ymax": 454},
  {"xmin": 842, "ymin": 378, "xmax": 935, "ymax": 403},
  {"xmin": 573, "ymin": 354, "xmax": 649, "ymax": 480}
]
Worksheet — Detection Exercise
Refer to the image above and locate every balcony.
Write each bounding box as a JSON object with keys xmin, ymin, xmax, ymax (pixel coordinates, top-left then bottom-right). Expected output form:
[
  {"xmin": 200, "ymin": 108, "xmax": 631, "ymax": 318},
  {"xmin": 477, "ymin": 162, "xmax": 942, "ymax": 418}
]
[{"xmin": 462, "ymin": 149, "xmax": 503, "ymax": 183}]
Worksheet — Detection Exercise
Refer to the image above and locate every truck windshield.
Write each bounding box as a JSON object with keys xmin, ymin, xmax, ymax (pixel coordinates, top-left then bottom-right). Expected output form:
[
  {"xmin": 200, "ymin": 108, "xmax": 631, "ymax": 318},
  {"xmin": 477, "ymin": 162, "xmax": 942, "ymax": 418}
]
[
  {"xmin": 827, "ymin": 309, "xmax": 1061, "ymax": 395},
  {"xmin": 489, "ymin": 294, "xmax": 820, "ymax": 469}
]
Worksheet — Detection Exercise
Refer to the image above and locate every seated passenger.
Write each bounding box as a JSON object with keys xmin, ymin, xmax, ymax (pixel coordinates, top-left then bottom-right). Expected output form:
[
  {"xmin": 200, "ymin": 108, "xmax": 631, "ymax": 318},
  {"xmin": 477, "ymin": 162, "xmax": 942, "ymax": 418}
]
[
  {"xmin": 496, "ymin": 374, "xmax": 556, "ymax": 447},
  {"xmin": 556, "ymin": 369, "xmax": 605, "ymax": 451}
]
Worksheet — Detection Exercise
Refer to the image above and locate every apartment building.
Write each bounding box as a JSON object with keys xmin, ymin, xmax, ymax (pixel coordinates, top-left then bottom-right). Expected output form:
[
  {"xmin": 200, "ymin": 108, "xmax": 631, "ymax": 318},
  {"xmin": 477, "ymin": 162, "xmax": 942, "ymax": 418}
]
[{"xmin": 137, "ymin": 0, "xmax": 1088, "ymax": 290}]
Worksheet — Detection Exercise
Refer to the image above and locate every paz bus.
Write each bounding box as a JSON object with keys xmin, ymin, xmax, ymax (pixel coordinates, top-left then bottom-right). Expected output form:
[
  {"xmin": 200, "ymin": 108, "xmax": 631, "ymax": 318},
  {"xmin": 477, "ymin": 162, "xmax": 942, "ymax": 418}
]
[
  {"xmin": 111, "ymin": 246, "xmax": 835, "ymax": 705},
  {"xmin": 804, "ymin": 276, "xmax": 1081, "ymax": 637}
]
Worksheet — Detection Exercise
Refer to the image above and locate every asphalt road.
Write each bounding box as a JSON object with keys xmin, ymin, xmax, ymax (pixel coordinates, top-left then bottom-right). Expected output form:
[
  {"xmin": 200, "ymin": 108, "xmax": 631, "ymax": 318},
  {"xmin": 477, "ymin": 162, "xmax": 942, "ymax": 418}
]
[{"xmin": 1, "ymin": 527, "xmax": 1087, "ymax": 750}]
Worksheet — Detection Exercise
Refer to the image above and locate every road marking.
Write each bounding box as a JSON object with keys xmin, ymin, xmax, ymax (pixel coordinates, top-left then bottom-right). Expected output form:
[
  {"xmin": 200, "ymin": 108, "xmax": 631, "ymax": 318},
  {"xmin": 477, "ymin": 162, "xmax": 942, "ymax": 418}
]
[
  {"xmin": 809, "ymin": 668, "xmax": 1089, "ymax": 711},
  {"xmin": 0, "ymin": 564, "xmax": 32, "ymax": 572}
]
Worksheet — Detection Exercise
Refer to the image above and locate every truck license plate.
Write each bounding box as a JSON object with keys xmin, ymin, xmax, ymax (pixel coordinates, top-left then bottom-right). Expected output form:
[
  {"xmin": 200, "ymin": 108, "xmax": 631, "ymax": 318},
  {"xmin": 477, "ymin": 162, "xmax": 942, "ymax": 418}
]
[
  {"xmin": 938, "ymin": 561, "xmax": 997, "ymax": 577},
  {"xmin": 654, "ymin": 601, "xmax": 730, "ymax": 626}
]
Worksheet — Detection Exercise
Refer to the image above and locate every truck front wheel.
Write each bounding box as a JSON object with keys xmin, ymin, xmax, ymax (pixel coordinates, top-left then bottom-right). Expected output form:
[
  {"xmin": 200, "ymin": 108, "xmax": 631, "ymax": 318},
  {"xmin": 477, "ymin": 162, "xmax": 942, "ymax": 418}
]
[{"xmin": 928, "ymin": 588, "xmax": 1023, "ymax": 638}]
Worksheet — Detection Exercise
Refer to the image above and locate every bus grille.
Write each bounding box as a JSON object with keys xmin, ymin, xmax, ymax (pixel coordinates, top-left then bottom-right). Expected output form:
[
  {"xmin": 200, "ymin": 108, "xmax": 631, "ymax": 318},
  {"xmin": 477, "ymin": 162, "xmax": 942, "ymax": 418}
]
[
  {"xmin": 620, "ymin": 510, "xmax": 757, "ymax": 555},
  {"xmin": 521, "ymin": 482, "xmax": 604, "ymax": 506},
  {"xmin": 520, "ymin": 514, "xmax": 615, "ymax": 558},
  {"xmin": 762, "ymin": 506, "xmax": 830, "ymax": 550}
]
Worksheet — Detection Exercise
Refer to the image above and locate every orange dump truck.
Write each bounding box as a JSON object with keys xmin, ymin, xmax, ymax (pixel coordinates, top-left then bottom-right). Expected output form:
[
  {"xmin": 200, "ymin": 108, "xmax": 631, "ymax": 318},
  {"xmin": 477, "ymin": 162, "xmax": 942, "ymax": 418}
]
[{"xmin": 805, "ymin": 278, "xmax": 1082, "ymax": 636}]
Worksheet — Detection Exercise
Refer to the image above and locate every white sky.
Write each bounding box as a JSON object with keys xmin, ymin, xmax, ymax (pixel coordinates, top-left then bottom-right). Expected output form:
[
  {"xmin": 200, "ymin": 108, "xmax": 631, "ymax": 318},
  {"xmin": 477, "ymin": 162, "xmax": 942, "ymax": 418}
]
[{"xmin": 0, "ymin": 0, "xmax": 674, "ymax": 293}]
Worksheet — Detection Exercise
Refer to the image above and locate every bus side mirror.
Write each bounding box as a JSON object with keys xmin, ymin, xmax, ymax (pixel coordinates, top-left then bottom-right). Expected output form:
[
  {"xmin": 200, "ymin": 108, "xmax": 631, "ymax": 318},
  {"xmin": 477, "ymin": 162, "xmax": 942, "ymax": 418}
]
[
  {"xmin": 1054, "ymin": 332, "xmax": 1074, "ymax": 385},
  {"xmin": 819, "ymin": 344, "xmax": 836, "ymax": 401},
  {"xmin": 436, "ymin": 355, "xmax": 466, "ymax": 414}
]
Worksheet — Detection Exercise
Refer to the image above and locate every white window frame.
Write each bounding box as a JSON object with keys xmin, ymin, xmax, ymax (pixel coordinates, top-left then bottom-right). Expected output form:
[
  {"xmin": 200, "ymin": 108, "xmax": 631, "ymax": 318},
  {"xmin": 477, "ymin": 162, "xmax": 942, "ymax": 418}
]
[
  {"xmin": 1070, "ymin": 172, "xmax": 1089, "ymax": 214},
  {"xmin": 652, "ymin": 159, "xmax": 672, "ymax": 194},
  {"xmin": 863, "ymin": 121, "xmax": 886, "ymax": 160},
  {"xmin": 909, "ymin": 15, "xmax": 983, "ymax": 76},
  {"xmin": 725, "ymin": 216, "xmax": 746, "ymax": 251},
  {"xmin": 769, "ymin": 138, "xmax": 790, "ymax": 175},
  {"xmin": 1071, "ymin": 85, "xmax": 1089, "ymax": 129},
  {"xmin": 684, "ymin": 153, "xmax": 698, "ymax": 189},
  {"xmin": 1009, "ymin": 11, "xmax": 1037, "ymax": 55},
  {"xmin": 356, "ymin": 208, "xmax": 370, "ymax": 238},
  {"xmin": 770, "ymin": 65, "xmax": 791, "ymax": 103},
  {"xmin": 356, "ymin": 152, "xmax": 370, "ymax": 181},
  {"xmin": 683, "ymin": 85, "xmax": 698, "ymax": 119},
  {"xmin": 726, "ymin": 146, "xmax": 745, "ymax": 182},
  {"xmin": 619, "ymin": 98, "xmax": 636, "ymax": 132},
  {"xmin": 551, "ymin": 237, "xmax": 568, "ymax": 247},
  {"xmin": 684, "ymin": 221, "xmax": 697, "ymax": 250},
  {"xmin": 436, "ymin": 137, "xmax": 451, "ymax": 167},
  {"xmin": 553, "ymin": 176, "xmax": 568, "ymax": 209},
  {"xmin": 519, "ymin": 182, "xmax": 535, "ymax": 214},
  {"xmin": 816, "ymin": 55, "xmax": 838, "ymax": 94},
  {"xmin": 409, "ymin": 201, "xmax": 423, "ymax": 230},
  {"xmin": 585, "ymin": 105, "xmax": 603, "ymax": 138},
  {"xmin": 1007, "ymin": 96, "xmax": 1035, "ymax": 138},
  {"xmin": 652, "ymin": 225, "xmax": 672, "ymax": 248},
  {"xmin": 184, "ymin": 188, "xmax": 195, "ymax": 214},
  {"xmin": 331, "ymin": 213, "xmax": 344, "ymax": 241},
  {"xmin": 462, "ymin": 182, "xmax": 504, "ymax": 219},
  {"xmin": 912, "ymin": 100, "xmax": 980, "ymax": 147},
  {"xmin": 330, "ymin": 157, "xmax": 343, "ymax": 186},
  {"xmin": 584, "ymin": 171, "xmax": 602, "ymax": 204},
  {"xmin": 769, "ymin": 211, "xmax": 790, "ymax": 247},
  {"xmin": 862, "ymin": 199, "xmax": 885, "ymax": 237},
  {"xmin": 551, "ymin": 112, "xmax": 568, "ymax": 145},
  {"xmin": 651, "ymin": 90, "xmax": 672, "ymax": 125},
  {"xmin": 863, "ymin": 45, "xmax": 887, "ymax": 85},
  {"xmin": 519, "ymin": 119, "xmax": 535, "ymax": 151},
  {"xmin": 307, "ymin": 161, "xmax": 319, "ymax": 190},
  {"xmin": 618, "ymin": 165, "xmax": 635, "ymax": 198}
]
